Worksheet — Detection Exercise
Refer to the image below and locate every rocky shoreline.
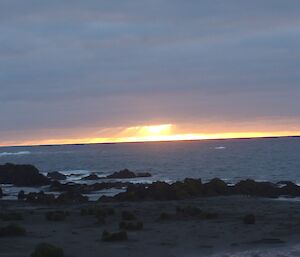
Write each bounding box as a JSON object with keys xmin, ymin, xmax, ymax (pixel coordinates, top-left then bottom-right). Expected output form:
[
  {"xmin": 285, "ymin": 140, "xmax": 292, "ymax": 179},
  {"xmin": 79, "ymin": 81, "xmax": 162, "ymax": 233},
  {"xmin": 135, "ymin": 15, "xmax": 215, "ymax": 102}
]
[
  {"xmin": 1, "ymin": 164, "xmax": 300, "ymax": 204},
  {"xmin": 1, "ymin": 164, "xmax": 300, "ymax": 256}
]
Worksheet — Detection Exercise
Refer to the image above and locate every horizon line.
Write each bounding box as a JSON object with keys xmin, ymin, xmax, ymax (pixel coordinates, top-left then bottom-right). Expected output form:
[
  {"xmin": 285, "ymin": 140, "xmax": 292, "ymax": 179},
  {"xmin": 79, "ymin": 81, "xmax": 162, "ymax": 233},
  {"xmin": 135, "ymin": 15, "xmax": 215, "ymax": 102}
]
[{"xmin": 1, "ymin": 134, "xmax": 300, "ymax": 148}]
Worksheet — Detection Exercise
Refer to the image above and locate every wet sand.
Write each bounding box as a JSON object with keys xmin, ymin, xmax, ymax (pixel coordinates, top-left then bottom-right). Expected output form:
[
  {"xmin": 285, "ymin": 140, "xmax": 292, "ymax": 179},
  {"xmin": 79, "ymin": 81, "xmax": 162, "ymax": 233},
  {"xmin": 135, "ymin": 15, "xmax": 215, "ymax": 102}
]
[{"xmin": 1, "ymin": 196, "xmax": 300, "ymax": 257}]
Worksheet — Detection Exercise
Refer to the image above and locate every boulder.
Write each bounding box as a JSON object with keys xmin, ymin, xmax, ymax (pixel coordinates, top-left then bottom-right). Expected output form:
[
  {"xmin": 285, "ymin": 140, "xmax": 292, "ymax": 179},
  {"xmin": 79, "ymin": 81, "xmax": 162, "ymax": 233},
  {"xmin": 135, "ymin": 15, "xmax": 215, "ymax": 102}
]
[
  {"xmin": 0, "ymin": 163, "xmax": 50, "ymax": 186},
  {"xmin": 31, "ymin": 243, "xmax": 64, "ymax": 257},
  {"xmin": 25, "ymin": 191, "xmax": 56, "ymax": 205},
  {"xmin": 81, "ymin": 173, "xmax": 100, "ymax": 180},
  {"xmin": 56, "ymin": 191, "xmax": 88, "ymax": 204},
  {"xmin": 176, "ymin": 206, "xmax": 202, "ymax": 217},
  {"xmin": 106, "ymin": 169, "xmax": 151, "ymax": 179},
  {"xmin": 47, "ymin": 171, "xmax": 66, "ymax": 180},
  {"xmin": 121, "ymin": 211, "xmax": 136, "ymax": 220},
  {"xmin": 119, "ymin": 221, "xmax": 143, "ymax": 230},
  {"xmin": 46, "ymin": 211, "xmax": 69, "ymax": 221},
  {"xmin": 159, "ymin": 212, "xmax": 173, "ymax": 220},
  {"xmin": 234, "ymin": 179, "xmax": 279, "ymax": 197},
  {"xmin": 146, "ymin": 181, "xmax": 176, "ymax": 200},
  {"xmin": 0, "ymin": 223, "xmax": 26, "ymax": 237},
  {"xmin": 102, "ymin": 230, "xmax": 128, "ymax": 242},
  {"xmin": 203, "ymin": 178, "xmax": 229, "ymax": 196},
  {"xmin": 18, "ymin": 190, "xmax": 26, "ymax": 200},
  {"xmin": 0, "ymin": 212, "xmax": 23, "ymax": 221},
  {"xmin": 280, "ymin": 182, "xmax": 300, "ymax": 196}
]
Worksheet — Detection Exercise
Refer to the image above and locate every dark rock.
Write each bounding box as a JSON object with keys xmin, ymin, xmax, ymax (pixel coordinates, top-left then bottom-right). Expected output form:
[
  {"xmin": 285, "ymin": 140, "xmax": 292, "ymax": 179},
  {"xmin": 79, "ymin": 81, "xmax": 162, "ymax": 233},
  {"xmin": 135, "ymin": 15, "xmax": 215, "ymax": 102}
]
[
  {"xmin": 119, "ymin": 221, "xmax": 143, "ymax": 230},
  {"xmin": 277, "ymin": 181, "xmax": 295, "ymax": 186},
  {"xmin": 56, "ymin": 191, "xmax": 88, "ymax": 204},
  {"xmin": 25, "ymin": 191, "xmax": 56, "ymax": 205},
  {"xmin": 18, "ymin": 190, "xmax": 26, "ymax": 200},
  {"xmin": 102, "ymin": 230, "xmax": 128, "ymax": 242},
  {"xmin": 243, "ymin": 214, "xmax": 256, "ymax": 224},
  {"xmin": 146, "ymin": 181, "xmax": 175, "ymax": 200},
  {"xmin": 136, "ymin": 172, "xmax": 152, "ymax": 178},
  {"xmin": 50, "ymin": 180, "xmax": 133, "ymax": 195},
  {"xmin": 159, "ymin": 212, "xmax": 173, "ymax": 220},
  {"xmin": 0, "ymin": 212, "xmax": 23, "ymax": 221},
  {"xmin": 0, "ymin": 187, "xmax": 2, "ymax": 198},
  {"xmin": 31, "ymin": 243, "xmax": 64, "ymax": 257},
  {"xmin": 0, "ymin": 223, "xmax": 26, "ymax": 237},
  {"xmin": 234, "ymin": 179, "xmax": 279, "ymax": 198},
  {"xmin": 280, "ymin": 182, "xmax": 300, "ymax": 196},
  {"xmin": 81, "ymin": 173, "xmax": 100, "ymax": 180},
  {"xmin": 47, "ymin": 171, "xmax": 66, "ymax": 180},
  {"xmin": 0, "ymin": 163, "xmax": 50, "ymax": 186},
  {"xmin": 122, "ymin": 210, "xmax": 136, "ymax": 220},
  {"xmin": 46, "ymin": 211, "xmax": 68, "ymax": 221},
  {"xmin": 175, "ymin": 206, "xmax": 218, "ymax": 220},
  {"xmin": 203, "ymin": 178, "xmax": 229, "ymax": 196},
  {"xmin": 106, "ymin": 169, "xmax": 151, "ymax": 179},
  {"xmin": 182, "ymin": 178, "xmax": 203, "ymax": 195}
]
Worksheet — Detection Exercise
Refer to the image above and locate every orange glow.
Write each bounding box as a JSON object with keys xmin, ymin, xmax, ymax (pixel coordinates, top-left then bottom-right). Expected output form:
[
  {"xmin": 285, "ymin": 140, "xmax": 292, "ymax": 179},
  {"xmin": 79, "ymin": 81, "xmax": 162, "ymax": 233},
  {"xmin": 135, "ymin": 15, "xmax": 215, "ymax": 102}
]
[{"xmin": 1, "ymin": 123, "xmax": 300, "ymax": 147}]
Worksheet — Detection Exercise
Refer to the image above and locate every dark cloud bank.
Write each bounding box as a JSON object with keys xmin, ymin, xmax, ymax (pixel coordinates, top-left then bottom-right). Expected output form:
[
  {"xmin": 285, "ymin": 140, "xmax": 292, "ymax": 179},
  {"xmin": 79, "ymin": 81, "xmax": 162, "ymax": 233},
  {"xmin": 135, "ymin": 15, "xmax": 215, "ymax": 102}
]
[{"xmin": 1, "ymin": 0, "xmax": 300, "ymax": 142}]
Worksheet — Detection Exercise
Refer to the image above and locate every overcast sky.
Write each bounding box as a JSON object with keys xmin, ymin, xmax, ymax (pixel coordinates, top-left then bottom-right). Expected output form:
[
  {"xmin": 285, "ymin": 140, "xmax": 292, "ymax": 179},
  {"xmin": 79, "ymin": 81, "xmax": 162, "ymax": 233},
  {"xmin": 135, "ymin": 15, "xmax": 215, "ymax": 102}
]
[{"xmin": 1, "ymin": 0, "xmax": 300, "ymax": 145}]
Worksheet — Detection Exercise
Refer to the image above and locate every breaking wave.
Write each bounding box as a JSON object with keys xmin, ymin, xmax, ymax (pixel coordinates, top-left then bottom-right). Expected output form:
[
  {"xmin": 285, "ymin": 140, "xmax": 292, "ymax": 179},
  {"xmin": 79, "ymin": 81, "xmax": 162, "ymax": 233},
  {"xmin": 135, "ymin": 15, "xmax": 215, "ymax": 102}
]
[
  {"xmin": 0, "ymin": 151, "xmax": 31, "ymax": 157},
  {"xmin": 215, "ymin": 146, "xmax": 226, "ymax": 150}
]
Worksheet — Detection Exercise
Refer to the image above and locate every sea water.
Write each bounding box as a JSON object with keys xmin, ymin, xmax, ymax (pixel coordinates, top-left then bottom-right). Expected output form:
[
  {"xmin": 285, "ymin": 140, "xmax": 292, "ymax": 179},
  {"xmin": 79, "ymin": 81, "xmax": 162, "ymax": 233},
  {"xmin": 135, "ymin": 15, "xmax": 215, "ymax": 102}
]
[{"xmin": 0, "ymin": 137, "xmax": 300, "ymax": 184}]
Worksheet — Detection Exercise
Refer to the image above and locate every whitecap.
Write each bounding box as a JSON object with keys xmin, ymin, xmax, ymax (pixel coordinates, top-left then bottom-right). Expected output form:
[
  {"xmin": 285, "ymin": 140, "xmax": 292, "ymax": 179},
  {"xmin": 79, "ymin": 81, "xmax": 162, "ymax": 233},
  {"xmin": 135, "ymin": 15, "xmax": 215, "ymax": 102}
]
[
  {"xmin": 215, "ymin": 146, "xmax": 226, "ymax": 150},
  {"xmin": 0, "ymin": 151, "xmax": 31, "ymax": 157}
]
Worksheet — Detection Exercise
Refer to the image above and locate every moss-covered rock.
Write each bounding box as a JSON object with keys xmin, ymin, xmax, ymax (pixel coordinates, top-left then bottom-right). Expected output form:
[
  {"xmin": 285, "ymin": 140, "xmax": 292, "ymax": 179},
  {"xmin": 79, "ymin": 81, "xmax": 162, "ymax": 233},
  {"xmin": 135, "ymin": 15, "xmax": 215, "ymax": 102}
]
[
  {"xmin": 0, "ymin": 212, "xmax": 23, "ymax": 221},
  {"xmin": 159, "ymin": 212, "xmax": 173, "ymax": 220},
  {"xmin": 31, "ymin": 243, "xmax": 64, "ymax": 257},
  {"xmin": 102, "ymin": 230, "xmax": 128, "ymax": 242},
  {"xmin": 46, "ymin": 211, "xmax": 69, "ymax": 221},
  {"xmin": 0, "ymin": 223, "xmax": 26, "ymax": 237},
  {"xmin": 119, "ymin": 221, "xmax": 143, "ymax": 230},
  {"xmin": 121, "ymin": 210, "xmax": 136, "ymax": 220}
]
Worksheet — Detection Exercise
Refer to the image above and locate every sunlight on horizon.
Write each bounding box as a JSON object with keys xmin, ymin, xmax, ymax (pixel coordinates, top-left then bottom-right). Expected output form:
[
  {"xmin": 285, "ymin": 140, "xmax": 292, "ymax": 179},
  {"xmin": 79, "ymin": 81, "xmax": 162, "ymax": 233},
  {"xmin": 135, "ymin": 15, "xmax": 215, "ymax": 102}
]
[{"xmin": 1, "ymin": 123, "xmax": 300, "ymax": 147}]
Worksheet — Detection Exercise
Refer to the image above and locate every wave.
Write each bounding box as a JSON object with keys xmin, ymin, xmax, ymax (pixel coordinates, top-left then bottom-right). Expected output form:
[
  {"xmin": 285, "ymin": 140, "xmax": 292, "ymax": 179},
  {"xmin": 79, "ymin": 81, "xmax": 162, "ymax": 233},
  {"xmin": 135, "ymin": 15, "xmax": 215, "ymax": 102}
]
[
  {"xmin": 212, "ymin": 244, "xmax": 300, "ymax": 257},
  {"xmin": 0, "ymin": 151, "xmax": 31, "ymax": 157},
  {"xmin": 215, "ymin": 146, "xmax": 226, "ymax": 150}
]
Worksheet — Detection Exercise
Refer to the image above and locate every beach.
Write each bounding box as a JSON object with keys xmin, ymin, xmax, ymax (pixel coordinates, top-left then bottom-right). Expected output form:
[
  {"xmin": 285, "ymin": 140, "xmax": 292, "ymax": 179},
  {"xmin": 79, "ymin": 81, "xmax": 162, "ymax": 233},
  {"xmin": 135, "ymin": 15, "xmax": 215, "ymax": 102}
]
[{"xmin": 1, "ymin": 196, "xmax": 300, "ymax": 257}]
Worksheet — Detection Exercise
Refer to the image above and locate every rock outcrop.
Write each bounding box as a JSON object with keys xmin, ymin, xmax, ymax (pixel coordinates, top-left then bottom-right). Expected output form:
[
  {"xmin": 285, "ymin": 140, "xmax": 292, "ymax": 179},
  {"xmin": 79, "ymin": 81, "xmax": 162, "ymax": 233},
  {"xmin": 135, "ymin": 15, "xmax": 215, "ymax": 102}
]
[
  {"xmin": 99, "ymin": 178, "xmax": 300, "ymax": 202},
  {"xmin": 0, "ymin": 163, "xmax": 50, "ymax": 186},
  {"xmin": 106, "ymin": 169, "xmax": 151, "ymax": 179},
  {"xmin": 47, "ymin": 171, "xmax": 67, "ymax": 180}
]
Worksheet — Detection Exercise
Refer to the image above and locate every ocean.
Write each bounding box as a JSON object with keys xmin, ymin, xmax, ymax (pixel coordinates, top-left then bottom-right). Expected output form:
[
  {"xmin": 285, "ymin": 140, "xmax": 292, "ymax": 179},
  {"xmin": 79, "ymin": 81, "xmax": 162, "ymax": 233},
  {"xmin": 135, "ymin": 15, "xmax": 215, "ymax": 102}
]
[
  {"xmin": 1, "ymin": 137, "xmax": 300, "ymax": 199},
  {"xmin": 1, "ymin": 137, "xmax": 300, "ymax": 183}
]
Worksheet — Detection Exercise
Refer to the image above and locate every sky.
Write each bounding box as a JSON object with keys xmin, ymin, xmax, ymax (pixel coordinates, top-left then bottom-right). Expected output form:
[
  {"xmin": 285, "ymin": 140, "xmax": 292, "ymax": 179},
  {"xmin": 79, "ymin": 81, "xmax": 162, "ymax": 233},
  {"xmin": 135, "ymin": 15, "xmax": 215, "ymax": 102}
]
[{"xmin": 1, "ymin": 0, "xmax": 300, "ymax": 146}]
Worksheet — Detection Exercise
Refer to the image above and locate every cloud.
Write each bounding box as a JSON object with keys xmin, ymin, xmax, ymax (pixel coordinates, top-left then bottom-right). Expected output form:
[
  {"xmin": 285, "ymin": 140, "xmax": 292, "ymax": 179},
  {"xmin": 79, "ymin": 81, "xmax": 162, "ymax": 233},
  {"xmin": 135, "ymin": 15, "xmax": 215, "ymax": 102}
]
[{"xmin": 0, "ymin": 0, "xmax": 300, "ymax": 143}]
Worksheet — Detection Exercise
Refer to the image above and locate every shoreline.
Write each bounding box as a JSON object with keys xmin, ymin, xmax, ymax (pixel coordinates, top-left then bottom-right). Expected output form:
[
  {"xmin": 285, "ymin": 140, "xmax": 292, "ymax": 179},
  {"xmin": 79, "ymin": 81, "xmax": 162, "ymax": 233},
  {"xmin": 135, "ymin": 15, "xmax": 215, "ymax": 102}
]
[
  {"xmin": 2, "ymin": 164, "xmax": 300, "ymax": 256},
  {"xmin": 1, "ymin": 196, "xmax": 300, "ymax": 257}
]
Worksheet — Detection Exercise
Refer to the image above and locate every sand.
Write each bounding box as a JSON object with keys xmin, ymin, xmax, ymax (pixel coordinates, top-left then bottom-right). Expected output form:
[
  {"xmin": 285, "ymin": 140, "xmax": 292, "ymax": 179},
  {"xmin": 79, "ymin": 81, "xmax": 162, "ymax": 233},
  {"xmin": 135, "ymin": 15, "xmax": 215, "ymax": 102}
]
[{"xmin": 1, "ymin": 196, "xmax": 300, "ymax": 257}]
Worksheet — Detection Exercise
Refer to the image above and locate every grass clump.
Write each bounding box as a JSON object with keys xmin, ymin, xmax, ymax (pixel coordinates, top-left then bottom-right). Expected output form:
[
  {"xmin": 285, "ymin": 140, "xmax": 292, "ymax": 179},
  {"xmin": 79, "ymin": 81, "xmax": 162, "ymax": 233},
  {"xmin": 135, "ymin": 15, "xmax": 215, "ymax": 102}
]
[
  {"xmin": 119, "ymin": 221, "xmax": 143, "ymax": 231},
  {"xmin": 102, "ymin": 230, "xmax": 128, "ymax": 242},
  {"xmin": 46, "ymin": 211, "xmax": 69, "ymax": 222},
  {"xmin": 31, "ymin": 243, "xmax": 64, "ymax": 257},
  {"xmin": 0, "ymin": 223, "xmax": 26, "ymax": 237},
  {"xmin": 0, "ymin": 212, "xmax": 23, "ymax": 221}
]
